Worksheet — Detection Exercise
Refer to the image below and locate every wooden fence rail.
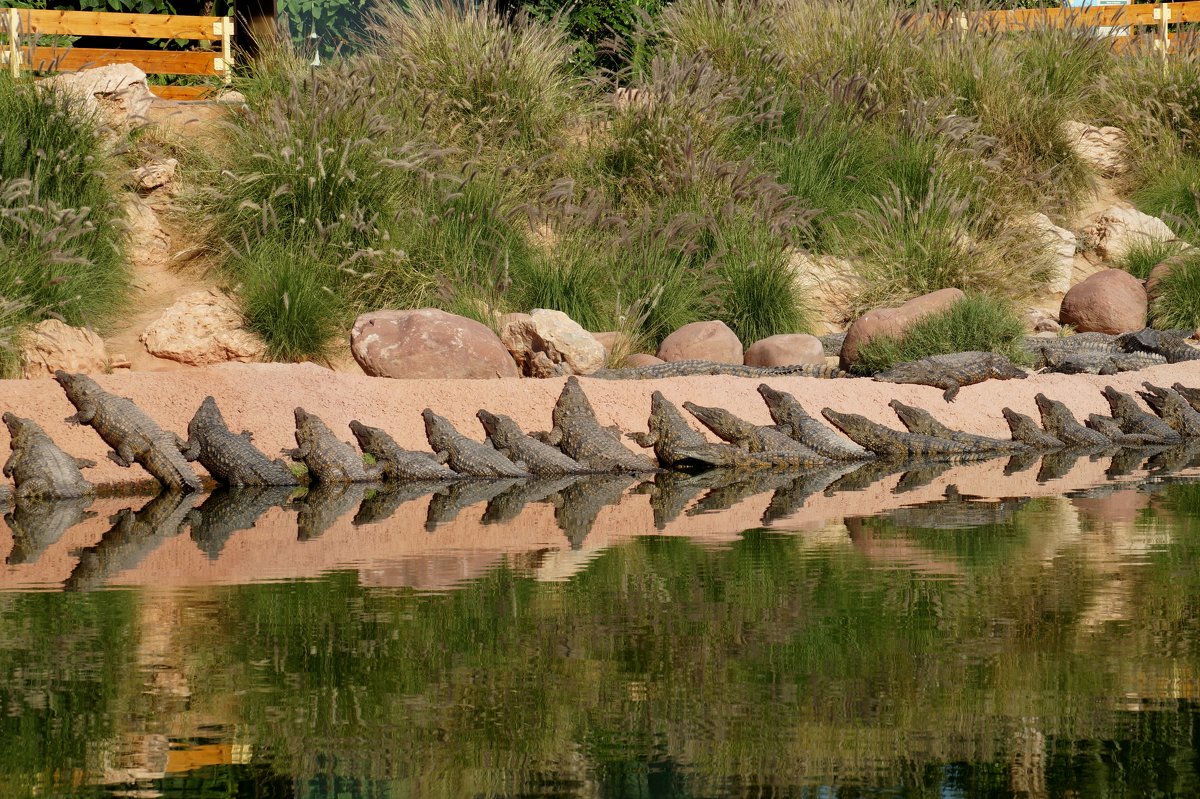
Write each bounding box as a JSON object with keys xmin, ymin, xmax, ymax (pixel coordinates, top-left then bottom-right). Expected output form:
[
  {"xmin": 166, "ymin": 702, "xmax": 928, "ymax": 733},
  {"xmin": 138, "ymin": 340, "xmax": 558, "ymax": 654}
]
[
  {"xmin": 945, "ymin": 1, "xmax": 1200, "ymax": 56},
  {"xmin": 1, "ymin": 7, "xmax": 232, "ymax": 100}
]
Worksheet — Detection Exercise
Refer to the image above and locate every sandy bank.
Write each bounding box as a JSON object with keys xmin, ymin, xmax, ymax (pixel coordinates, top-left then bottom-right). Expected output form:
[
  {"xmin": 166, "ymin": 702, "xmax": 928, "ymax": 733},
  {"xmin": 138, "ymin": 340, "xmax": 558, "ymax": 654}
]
[{"xmin": 5, "ymin": 361, "xmax": 1200, "ymax": 489}]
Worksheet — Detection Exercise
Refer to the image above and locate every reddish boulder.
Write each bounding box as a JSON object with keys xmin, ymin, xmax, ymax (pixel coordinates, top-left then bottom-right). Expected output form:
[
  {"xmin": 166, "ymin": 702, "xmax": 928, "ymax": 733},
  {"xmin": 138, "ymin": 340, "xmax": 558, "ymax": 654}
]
[
  {"xmin": 1058, "ymin": 269, "xmax": 1147, "ymax": 334},
  {"xmin": 743, "ymin": 334, "xmax": 824, "ymax": 367},
  {"xmin": 840, "ymin": 288, "xmax": 965, "ymax": 369},
  {"xmin": 657, "ymin": 321, "xmax": 742, "ymax": 364},
  {"xmin": 623, "ymin": 353, "xmax": 664, "ymax": 368},
  {"xmin": 350, "ymin": 309, "xmax": 520, "ymax": 379}
]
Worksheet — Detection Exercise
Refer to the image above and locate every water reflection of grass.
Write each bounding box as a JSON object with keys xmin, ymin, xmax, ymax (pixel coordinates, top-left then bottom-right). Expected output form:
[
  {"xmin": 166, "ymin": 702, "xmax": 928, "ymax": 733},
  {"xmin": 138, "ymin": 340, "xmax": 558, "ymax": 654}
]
[{"xmin": 6, "ymin": 486, "xmax": 1200, "ymax": 795}]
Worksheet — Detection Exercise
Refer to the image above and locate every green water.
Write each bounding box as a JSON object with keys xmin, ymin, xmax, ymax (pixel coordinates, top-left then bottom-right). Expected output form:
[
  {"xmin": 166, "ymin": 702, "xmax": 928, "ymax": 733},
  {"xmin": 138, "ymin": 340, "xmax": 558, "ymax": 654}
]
[{"xmin": 4, "ymin": 477, "xmax": 1200, "ymax": 797}]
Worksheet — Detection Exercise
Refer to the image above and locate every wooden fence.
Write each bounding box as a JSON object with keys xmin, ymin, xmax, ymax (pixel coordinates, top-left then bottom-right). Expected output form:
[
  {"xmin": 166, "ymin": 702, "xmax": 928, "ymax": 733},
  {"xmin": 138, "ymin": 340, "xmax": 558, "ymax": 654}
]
[
  {"xmin": 1, "ymin": 8, "xmax": 232, "ymax": 100},
  {"xmin": 948, "ymin": 1, "xmax": 1200, "ymax": 56}
]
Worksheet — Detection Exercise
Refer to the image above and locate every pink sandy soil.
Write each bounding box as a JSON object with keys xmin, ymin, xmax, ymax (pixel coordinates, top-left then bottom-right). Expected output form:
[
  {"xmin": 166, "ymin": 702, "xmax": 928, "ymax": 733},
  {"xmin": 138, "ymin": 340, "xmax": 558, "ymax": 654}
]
[{"xmin": 0, "ymin": 362, "xmax": 1198, "ymax": 591}]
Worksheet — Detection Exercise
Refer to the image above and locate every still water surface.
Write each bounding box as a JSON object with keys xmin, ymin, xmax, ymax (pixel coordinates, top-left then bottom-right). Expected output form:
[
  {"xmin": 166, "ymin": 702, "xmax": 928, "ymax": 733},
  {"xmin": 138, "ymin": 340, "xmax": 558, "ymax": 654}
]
[{"xmin": 3, "ymin": 454, "xmax": 1200, "ymax": 798}]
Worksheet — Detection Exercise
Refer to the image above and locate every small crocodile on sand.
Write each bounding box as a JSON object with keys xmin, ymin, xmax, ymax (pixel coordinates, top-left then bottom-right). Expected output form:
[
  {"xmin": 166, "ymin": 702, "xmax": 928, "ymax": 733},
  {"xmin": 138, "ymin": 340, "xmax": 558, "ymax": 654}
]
[
  {"xmin": 820, "ymin": 409, "xmax": 984, "ymax": 458},
  {"xmin": 3, "ymin": 413, "xmax": 95, "ymax": 500},
  {"xmin": 476, "ymin": 410, "xmax": 589, "ymax": 476},
  {"xmin": 887, "ymin": 400, "xmax": 1025, "ymax": 452},
  {"xmin": 681, "ymin": 401, "xmax": 829, "ymax": 463},
  {"xmin": 590, "ymin": 360, "xmax": 847, "ymax": 380},
  {"xmin": 350, "ymin": 420, "xmax": 460, "ymax": 481},
  {"xmin": 56, "ymin": 371, "xmax": 202, "ymax": 493},
  {"xmin": 532, "ymin": 377, "xmax": 657, "ymax": 473},
  {"xmin": 756, "ymin": 384, "xmax": 872, "ymax": 460},
  {"xmin": 872, "ymin": 352, "xmax": 1027, "ymax": 402},
  {"xmin": 1137, "ymin": 382, "xmax": 1200, "ymax": 438},
  {"xmin": 1033, "ymin": 393, "xmax": 1111, "ymax": 448},
  {"xmin": 1001, "ymin": 407, "xmax": 1063, "ymax": 450},
  {"xmin": 180, "ymin": 396, "xmax": 299, "ymax": 486},
  {"xmin": 1100, "ymin": 385, "xmax": 1181, "ymax": 444}
]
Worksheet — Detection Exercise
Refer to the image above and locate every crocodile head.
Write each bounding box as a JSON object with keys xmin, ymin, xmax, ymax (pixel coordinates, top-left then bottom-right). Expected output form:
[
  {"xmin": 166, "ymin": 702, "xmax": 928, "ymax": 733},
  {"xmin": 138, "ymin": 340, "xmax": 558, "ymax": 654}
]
[
  {"xmin": 189, "ymin": 396, "xmax": 225, "ymax": 434},
  {"xmin": 475, "ymin": 410, "xmax": 510, "ymax": 443},
  {"xmin": 54, "ymin": 371, "xmax": 101, "ymax": 405},
  {"xmin": 985, "ymin": 355, "xmax": 1028, "ymax": 380},
  {"xmin": 552, "ymin": 376, "xmax": 595, "ymax": 425},
  {"xmin": 348, "ymin": 420, "xmax": 379, "ymax": 450},
  {"xmin": 422, "ymin": 409, "xmax": 451, "ymax": 446},
  {"xmin": 2, "ymin": 412, "xmax": 27, "ymax": 439}
]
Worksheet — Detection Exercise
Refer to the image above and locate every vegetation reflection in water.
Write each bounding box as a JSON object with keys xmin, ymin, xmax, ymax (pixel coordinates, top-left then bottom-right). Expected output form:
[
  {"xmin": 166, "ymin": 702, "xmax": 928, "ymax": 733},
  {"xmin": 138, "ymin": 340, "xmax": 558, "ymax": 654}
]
[{"xmin": 3, "ymin": 470, "xmax": 1200, "ymax": 796}]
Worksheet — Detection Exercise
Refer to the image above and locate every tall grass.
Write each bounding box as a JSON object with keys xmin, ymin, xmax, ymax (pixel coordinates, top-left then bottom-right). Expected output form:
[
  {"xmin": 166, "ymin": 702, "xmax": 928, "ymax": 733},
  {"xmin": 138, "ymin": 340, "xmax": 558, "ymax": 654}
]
[
  {"xmin": 853, "ymin": 294, "xmax": 1029, "ymax": 375},
  {"xmin": 1150, "ymin": 250, "xmax": 1200, "ymax": 331},
  {"xmin": 1117, "ymin": 238, "xmax": 1190, "ymax": 281},
  {"xmin": 0, "ymin": 76, "xmax": 128, "ymax": 330}
]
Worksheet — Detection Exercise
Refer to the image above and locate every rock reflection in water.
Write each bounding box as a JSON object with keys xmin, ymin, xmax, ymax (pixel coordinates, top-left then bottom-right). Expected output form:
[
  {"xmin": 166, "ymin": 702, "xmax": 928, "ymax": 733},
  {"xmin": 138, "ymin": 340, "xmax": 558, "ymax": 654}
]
[
  {"xmin": 5, "ymin": 496, "xmax": 94, "ymax": 566},
  {"xmin": 65, "ymin": 491, "xmax": 198, "ymax": 591},
  {"xmin": 187, "ymin": 486, "xmax": 298, "ymax": 560}
]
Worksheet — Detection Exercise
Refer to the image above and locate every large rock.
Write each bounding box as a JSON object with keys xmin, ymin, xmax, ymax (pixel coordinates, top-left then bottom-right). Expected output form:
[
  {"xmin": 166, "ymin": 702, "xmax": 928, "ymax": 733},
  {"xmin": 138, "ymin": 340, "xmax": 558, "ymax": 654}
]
[
  {"xmin": 19, "ymin": 320, "xmax": 109, "ymax": 378},
  {"xmin": 840, "ymin": 288, "xmax": 965, "ymax": 369},
  {"xmin": 1059, "ymin": 269, "xmax": 1147, "ymax": 334},
  {"xmin": 657, "ymin": 321, "xmax": 742, "ymax": 364},
  {"xmin": 1028, "ymin": 213, "xmax": 1077, "ymax": 295},
  {"xmin": 1078, "ymin": 205, "xmax": 1177, "ymax": 262},
  {"xmin": 351, "ymin": 308, "xmax": 520, "ymax": 379},
  {"xmin": 140, "ymin": 289, "xmax": 266, "ymax": 365},
  {"xmin": 1063, "ymin": 121, "xmax": 1128, "ymax": 177},
  {"xmin": 743, "ymin": 334, "xmax": 824, "ymax": 367},
  {"xmin": 500, "ymin": 309, "xmax": 605, "ymax": 377},
  {"xmin": 40, "ymin": 64, "xmax": 155, "ymax": 127}
]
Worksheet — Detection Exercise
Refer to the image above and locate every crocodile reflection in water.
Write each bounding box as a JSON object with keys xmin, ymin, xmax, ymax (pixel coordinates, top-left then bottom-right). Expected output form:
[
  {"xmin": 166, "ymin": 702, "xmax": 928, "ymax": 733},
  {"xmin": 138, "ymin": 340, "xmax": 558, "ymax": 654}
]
[
  {"xmin": 640, "ymin": 470, "xmax": 734, "ymax": 530},
  {"xmin": 882, "ymin": 486, "xmax": 1029, "ymax": 530},
  {"xmin": 353, "ymin": 481, "xmax": 452, "ymax": 527},
  {"xmin": 1037, "ymin": 447, "xmax": 1105, "ymax": 483},
  {"xmin": 687, "ymin": 470, "xmax": 797, "ymax": 517},
  {"xmin": 554, "ymin": 474, "xmax": 638, "ymax": 549},
  {"xmin": 425, "ymin": 479, "xmax": 521, "ymax": 531},
  {"xmin": 5, "ymin": 496, "xmax": 94, "ymax": 566},
  {"xmin": 295, "ymin": 482, "xmax": 368, "ymax": 541},
  {"xmin": 760, "ymin": 463, "xmax": 863, "ymax": 526},
  {"xmin": 188, "ymin": 486, "xmax": 299, "ymax": 560},
  {"xmin": 482, "ymin": 476, "xmax": 584, "ymax": 525},
  {"xmin": 64, "ymin": 490, "xmax": 198, "ymax": 591}
]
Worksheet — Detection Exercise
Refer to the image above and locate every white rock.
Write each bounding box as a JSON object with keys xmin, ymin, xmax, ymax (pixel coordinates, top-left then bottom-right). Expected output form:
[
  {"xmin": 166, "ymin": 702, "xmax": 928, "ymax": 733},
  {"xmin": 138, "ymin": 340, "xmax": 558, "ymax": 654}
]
[
  {"xmin": 40, "ymin": 64, "xmax": 154, "ymax": 125},
  {"xmin": 1063, "ymin": 121, "xmax": 1128, "ymax": 177},
  {"xmin": 500, "ymin": 309, "xmax": 605, "ymax": 376},
  {"xmin": 1028, "ymin": 213, "xmax": 1077, "ymax": 295},
  {"xmin": 140, "ymin": 288, "xmax": 265, "ymax": 365},
  {"xmin": 1077, "ymin": 205, "xmax": 1178, "ymax": 262},
  {"xmin": 131, "ymin": 158, "xmax": 178, "ymax": 193},
  {"xmin": 20, "ymin": 319, "xmax": 109, "ymax": 378}
]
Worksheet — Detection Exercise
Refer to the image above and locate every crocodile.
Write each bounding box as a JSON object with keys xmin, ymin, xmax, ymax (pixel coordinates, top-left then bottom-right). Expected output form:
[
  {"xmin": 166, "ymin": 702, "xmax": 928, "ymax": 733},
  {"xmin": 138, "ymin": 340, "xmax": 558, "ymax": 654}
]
[
  {"xmin": 483, "ymin": 476, "xmax": 582, "ymax": 524},
  {"xmin": 423, "ymin": 409, "xmax": 530, "ymax": 478},
  {"xmin": 533, "ymin": 377, "xmax": 657, "ymax": 473},
  {"xmin": 1147, "ymin": 439, "xmax": 1200, "ymax": 475},
  {"xmin": 1037, "ymin": 349, "xmax": 1167, "ymax": 375},
  {"xmin": 426, "ymin": 478, "xmax": 521, "ymax": 531},
  {"xmin": 1172, "ymin": 383, "xmax": 1200, "ymax": 414},
  {"xmin": 638, "ymin": 470, "xmax": 731, "ymax": 529},
  {"xmin": 476, "ymin": 410, "xmax": 588, "ymax": 476},
  {"xmin": 1024, "ymin": 332, "xmax": 1119, "ymax": 359},
  {"xmin": 1137, "ymin": 382, "xmax": 1200, "ymax": 437},
  {"xmin": 180, "ymin": 397, "xmax": 299, "ymax": 487},
  {"xmin": 287, "ymin": 408, "xmax": 381, "ymax": 484},
  {"xmin": 5, "ymin": 496, "xmax": 93, "ymax": 566},
  {"xmin": 893, "ymin": 460, "xmax": 960, "ymax": 494},
  {"xmin": 820, "ymin": 409, "xmax": 983, "ymax": 458},
  {"xmin": 353, "ymin": 481, "xmax": 450, "ymax": 527},
  {"xmin": 1100, "ymin": 385, "xmax": 1181, "ymax": 443},
  {"xmin": 682, "ymin": 401, "xmax": 829, "ymax": 462},
  {"xmin": 887, "ymin": 400, "xmax": 1025, "ymax": 452},
  {"xmin": 590, "ymin": 360, "xmax": 847, "ymax": 380},
  {"xmin": 1085, "ymin": 414, "xmax": 1163, "ymax": 447},
  {"xmin": 1107, "ymin": 442, "xmax": 1169, "ymax": 478},
  {"xmin": 1036, "ymin": 447, "xmax": 1101, "ymax": 483},
  {"xmin": 55, "ymin": 371, "xmax": 202, "ymax": 493},
  {"xmin": 1001, "ymin": 408, "xmax": 1064, "ymax": 450},
  {"xmin": 1117, "ymin": 327, "xmax": 1200, "ymax": 363},
  {"xmin": 823, "ymin": 459, "xmax": 909, "ymax": 496},
  {"xmin": 756, "ymin": 384, "xmax": 872, "ymax": 461},
  {"xmin": 872, "ymin": 352, "xmax": 1028, "ymax": 402},
  {"xmin": 349, "ymin": 420, "xmax": 460, "ymax": 481},
  {"xmin": 553, "ymin": 474, "xmax": 637, "ymax": 547},
  {"xmin": 295, "ymin": 482, "xmax": 367, "ymax": 540},
  {"xmin": 632, "ymin": 392, "xmax": 823, "ymax": 470},
  {"xmin": 1033, "ymin": 393, "xmax": 1112, "ymax": 448},
  {"xmin": 64, "ymin": 490, "xmax": 198, "ymax": 591},
  {"xmin": 1003, "ymin": 448, "xmax": 1043, "ymax": 476},
  {"xmin": 187, "ymin": 486, "xmax": 296, "ymax": 559},
  {"xmin": 3, "ymin": 413, "xmax": 95, "ymax": 500}
]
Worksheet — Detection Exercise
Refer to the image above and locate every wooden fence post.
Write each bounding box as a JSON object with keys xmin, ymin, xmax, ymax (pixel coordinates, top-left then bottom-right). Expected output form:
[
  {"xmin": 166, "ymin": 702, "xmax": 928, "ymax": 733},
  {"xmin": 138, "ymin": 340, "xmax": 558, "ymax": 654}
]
[
  {"xmin": 219, "ymin": 15, "xmax": 233, "ymax": 85},
  {"xmin": 7, "ymin": 8, "xmax": 20, "ymax": 79},
  {"xmin": 1155, "ymin": 2, "xmax": 1171, "ymax": 67}
]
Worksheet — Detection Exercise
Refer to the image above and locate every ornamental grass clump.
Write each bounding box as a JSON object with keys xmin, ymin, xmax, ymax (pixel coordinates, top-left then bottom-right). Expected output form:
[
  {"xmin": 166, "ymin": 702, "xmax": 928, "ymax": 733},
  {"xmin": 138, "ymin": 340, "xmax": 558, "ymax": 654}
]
[
  {"xmin": 853, "ymin": 294, "xmax": 1029, "ymax": 375},
  {"xmin": 0, "ymin": 76, "xmax": 128, "ymax": 330},
  {"xmin": 1117, "ymin": 239, "xmax": 1190, "ymax": 281},
  {"xmin": 1150, "ymin": 251, "xmax": 1200, "ymax": 331}
]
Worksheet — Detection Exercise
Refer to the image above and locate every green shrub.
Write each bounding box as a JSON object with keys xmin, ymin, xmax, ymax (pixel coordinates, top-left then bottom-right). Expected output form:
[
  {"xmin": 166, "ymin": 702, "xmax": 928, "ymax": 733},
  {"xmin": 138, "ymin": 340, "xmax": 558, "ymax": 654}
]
[
  {"xmin": 1150, "ymin": 251, "xmax": 1200, "ymax": 331},
  {"xmin": 853, "ymin": 294, "xmax": 1029, "ymax": 375},
  {"xmin": 0, "ymin": 76, "xmax": 128, "ymax": 328},
  {"xmin": 710, "ymin": 219, "xmax": 809, "ymax": 343},
  {"xmin": 1131, "ymin": 154, "xmax": 1200, "ymax": 239},
  {"xmin": 1116, "ymin": 238, "xmax": 1189, "ymax": 281},
  {"xmin": 237, "ymin": 240, "xmax": 348, "ymax": 362}
]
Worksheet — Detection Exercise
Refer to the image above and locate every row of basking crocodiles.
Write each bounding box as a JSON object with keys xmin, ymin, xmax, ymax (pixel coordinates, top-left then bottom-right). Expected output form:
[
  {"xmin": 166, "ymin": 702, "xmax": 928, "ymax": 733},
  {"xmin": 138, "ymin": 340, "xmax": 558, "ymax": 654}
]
[{"xmin": 4, "ymin": 361, "xmax": 1200, "ymax": 504}]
